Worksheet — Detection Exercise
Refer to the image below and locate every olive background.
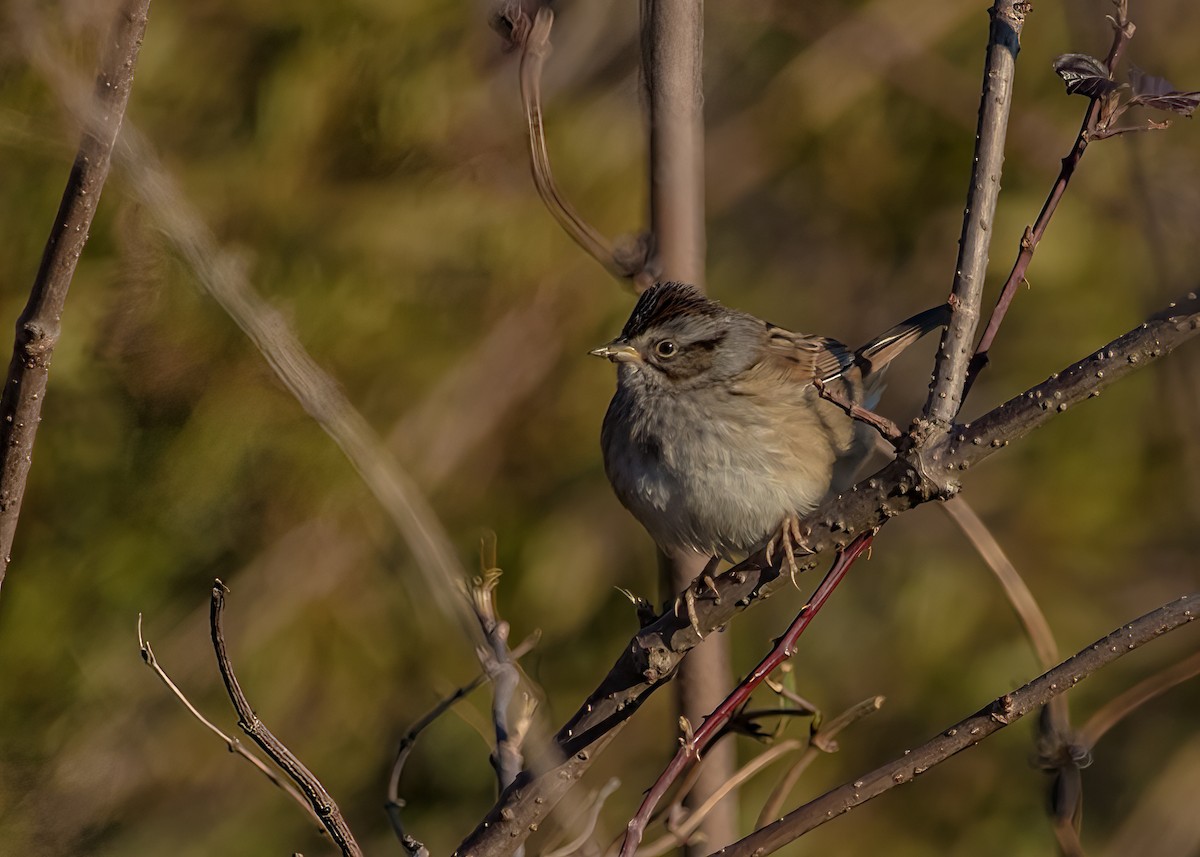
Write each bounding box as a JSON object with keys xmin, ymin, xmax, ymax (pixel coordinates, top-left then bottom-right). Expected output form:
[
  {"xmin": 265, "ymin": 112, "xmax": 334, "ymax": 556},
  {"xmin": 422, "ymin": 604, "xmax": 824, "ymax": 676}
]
[{"xmin": 0, "ymin": 1, "xmax": 1197, "ymax": 855}]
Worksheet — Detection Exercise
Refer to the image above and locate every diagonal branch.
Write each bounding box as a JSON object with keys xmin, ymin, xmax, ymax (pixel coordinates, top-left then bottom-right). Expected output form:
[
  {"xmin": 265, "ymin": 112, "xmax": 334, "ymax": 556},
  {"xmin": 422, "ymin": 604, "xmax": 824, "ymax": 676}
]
[
  {"xmin": 210, "ymin": 581, "xmax": 363, "ymax": 857},
  {"xmin": 454, "ymin": 289, "xmax": 1200, "ymax": 857},
  {"xmin": 137, "ymin": 615, "xmax": 323, "ymax": 830},
  {"xmin": 712, "ymin": 592, "xmax": 1199, "ymax": 857},
  {"xmin": 112, "ymin": 123, "xmax": 486, "ymax": 652},
  {"xmin": 618, "ymin": 535, "xmax": 873, "ymax": 857},
  {"xmin": 0, "ymin": 0, "xmax": 151, "ymax": 595},
  {"xmin": 923, "ymin": 0, "xmax": 1028, "ymax": 428},
  {"xmin": 756, "ymin": 696, "xmax": 886, "ymax": 828},
  {"xmin": 1079, "ymin": 648, "xmax": 1200, "ymax": 750}
]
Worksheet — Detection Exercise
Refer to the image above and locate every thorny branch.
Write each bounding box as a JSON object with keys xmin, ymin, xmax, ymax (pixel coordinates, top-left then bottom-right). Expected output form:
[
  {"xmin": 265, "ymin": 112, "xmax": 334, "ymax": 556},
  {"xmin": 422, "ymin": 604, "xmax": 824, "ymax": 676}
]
[
  {"xmin": 210, "ymin": 581, "xmax": 363, "ymax": 857},
  {"xmin": 632, "ymin": 740, "xmax": 803, "ymax": 857},
  {"xmin": 617, "ymin": 535, "xmax": 875, "ymax": 857},
  {"xmin": 0, "ymin": 0, "xmax": 150, "ymax": 595}
]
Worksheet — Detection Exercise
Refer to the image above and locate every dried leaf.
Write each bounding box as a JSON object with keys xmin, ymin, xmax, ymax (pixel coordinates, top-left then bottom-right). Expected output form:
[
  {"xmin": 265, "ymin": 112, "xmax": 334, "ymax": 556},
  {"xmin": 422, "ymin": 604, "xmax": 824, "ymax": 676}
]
[
  {"xmin": 1053, "ymin": 53, "xmax": 1121, "ymax": 98},
  {"xmin": 1127, "ymin": 67, "xmax": 1200, "ymax": 116}
]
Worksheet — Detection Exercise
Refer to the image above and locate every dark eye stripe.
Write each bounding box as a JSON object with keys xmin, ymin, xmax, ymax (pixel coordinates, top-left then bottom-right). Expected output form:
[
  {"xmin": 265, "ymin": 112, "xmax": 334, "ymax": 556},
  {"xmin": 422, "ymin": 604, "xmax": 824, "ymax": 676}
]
[{"xmin": 688, "ymin": 333, "xmax": 727, "ymax": 352}]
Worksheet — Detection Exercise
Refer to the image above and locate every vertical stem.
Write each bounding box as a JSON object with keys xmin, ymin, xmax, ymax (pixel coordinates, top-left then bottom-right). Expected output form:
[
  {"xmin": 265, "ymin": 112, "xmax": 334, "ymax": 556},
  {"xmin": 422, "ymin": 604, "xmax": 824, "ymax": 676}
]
[
  {"xmin": 643, "ymin": 1, "xmax": 734, "ymax": 851},
  {"xmin": 0, "ymin": 0, "xmax": 151, "ymax": 595},
  {"xmin": 923, "ymin": 0, "xmax": 1026, "ymax": 427},
  {"xmin": 643, "ymin": 0, "xmax": 707, "ymax": 287}
]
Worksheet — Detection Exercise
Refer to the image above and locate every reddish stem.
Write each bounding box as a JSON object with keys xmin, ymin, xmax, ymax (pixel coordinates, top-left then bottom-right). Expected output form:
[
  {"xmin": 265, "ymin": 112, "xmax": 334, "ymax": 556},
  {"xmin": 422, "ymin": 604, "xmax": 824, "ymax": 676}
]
[
  {"xmin": 618, "ymin": 533, "xmax": 876, "ymax": 857},
  {"xmin": 964, "ymin": 11, "xmax": 1134, "ymax": 399}
]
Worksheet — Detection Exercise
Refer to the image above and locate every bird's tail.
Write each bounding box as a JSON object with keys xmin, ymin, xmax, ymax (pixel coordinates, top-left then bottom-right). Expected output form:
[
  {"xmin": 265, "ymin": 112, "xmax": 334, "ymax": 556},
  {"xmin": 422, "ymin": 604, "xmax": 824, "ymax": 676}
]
[{"xmin": 854, "ymin": 303, "xmax": 952, "ymax": 378}]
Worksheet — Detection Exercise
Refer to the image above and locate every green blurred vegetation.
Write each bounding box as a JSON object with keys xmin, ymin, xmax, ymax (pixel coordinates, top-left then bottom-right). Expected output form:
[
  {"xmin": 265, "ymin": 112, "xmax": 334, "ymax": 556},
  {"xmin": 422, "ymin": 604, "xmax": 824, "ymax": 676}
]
[{"xmin": 0, "ymin": 1, "xmax": 1198, "ymax": 855}]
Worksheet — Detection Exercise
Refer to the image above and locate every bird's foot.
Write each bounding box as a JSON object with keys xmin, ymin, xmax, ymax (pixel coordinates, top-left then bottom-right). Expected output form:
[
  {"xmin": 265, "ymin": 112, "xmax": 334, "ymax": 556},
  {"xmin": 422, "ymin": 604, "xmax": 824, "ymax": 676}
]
[{"xmin": 765, "ymin": 515, "xmax": 809, "ymax": 588}]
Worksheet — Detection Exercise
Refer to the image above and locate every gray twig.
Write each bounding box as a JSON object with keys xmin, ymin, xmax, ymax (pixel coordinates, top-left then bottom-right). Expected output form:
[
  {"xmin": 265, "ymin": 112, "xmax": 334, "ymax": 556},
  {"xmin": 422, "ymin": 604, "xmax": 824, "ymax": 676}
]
[
  {"xmin": 210, "ymin": 581, "xmax": 364, "ymax": 857},
  {"xmin": 0, "ymin": 0, "xmax": 150, "ymax": 595},
  {"xmin": 755, "ymin": 696, "xmax": 885, "ymax": 829},
  {"xmin": 469, "ymin": 546, "xmax": 534, "ymax": 794},
  {"xmin": 137, "ymin": 615, "xmax": 325, "ymax": 830},
  {"xmin": 112, "ymin": 122, "xmax": 486, "ymax": 652},
  {"xmin": 923, "ymin": 0, "xmax": 1028, "ymax": 427}
]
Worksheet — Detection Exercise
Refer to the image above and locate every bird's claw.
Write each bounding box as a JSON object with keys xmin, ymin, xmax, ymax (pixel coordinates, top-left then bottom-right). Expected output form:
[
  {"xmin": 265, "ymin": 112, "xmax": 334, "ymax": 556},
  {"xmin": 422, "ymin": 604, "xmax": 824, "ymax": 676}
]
[{"xmin": 766, "ymin": 515, "xmax": 808, "ymax": 588}]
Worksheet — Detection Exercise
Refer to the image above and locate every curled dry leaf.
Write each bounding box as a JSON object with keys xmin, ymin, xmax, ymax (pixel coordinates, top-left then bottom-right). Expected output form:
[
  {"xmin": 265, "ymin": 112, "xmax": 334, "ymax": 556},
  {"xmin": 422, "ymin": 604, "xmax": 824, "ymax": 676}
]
[
  {"xmin": 1053, "ymin": 53, "xmax": 1121, "ymax": 98},
  {"xmin": 1128, "ymin": 67, "xmax": 1200, "ymax": 116}
]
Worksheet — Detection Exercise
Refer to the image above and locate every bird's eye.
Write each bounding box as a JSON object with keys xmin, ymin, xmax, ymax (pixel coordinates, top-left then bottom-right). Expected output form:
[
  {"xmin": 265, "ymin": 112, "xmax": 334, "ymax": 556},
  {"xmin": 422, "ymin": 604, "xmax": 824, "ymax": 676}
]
[{"xmin": 655, "ymin": 340, "xmax": 677, "ymax": 358}]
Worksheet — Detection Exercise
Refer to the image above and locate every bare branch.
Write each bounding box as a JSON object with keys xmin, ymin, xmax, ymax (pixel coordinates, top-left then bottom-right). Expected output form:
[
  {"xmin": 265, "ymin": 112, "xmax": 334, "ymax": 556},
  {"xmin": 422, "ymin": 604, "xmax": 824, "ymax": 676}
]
[
  {"xmin": 470, "ymin": 542, "xmax": 533, "ymax": 793},
  {"xmin": 515, "ymin": 7, "xmax": 652, "ymax": 286},
  {"xmin": 618, "ymin": 535, "xmax": 874, "ymax": 857},
  {"xmin": 111, "ymin": 123, "xmax": 485, "ymax": 651},
  {"xmin": 642, "ymin": 0, "xmax": 706, "ymax": 287},
  {"xmin": 137, "ymin": 615, "xmax": 323, "ymax": 829},
  {"xmin": 385, "ymin": 632, "xmax": 539, "ymax": 854},
  {"xmin": 965, "ymin": 1, "xmax": 1136, "ymax": 396},
  {"xmin": 923, "ymin": 0, "xmax": 1028, "ymax": 427},
  {"xmin": 1079, "ymin": 648, "xmax": 1200, "ymax": 750},
  {"xmin": 637, "ymin": 740, "xmax": 803, "ymax": 857},
  {"xmin": 209, "ymin": 581, "xmax": 363, "ymax": 857},
  {"xmin": 942, "ymin": 497, "xmax": 1059, "ymax": 670},
  {"xmin": 0, "ymin": 0, "xmax": 150, "ymax": 595},
  {"xmin": 713, "ymin": 592, "xmax": 1199, "ymax": 857},
  {"xmin": 756, "ymin": 696, "xmax": 885, "ymax": 828},
  {"xmin": 814, "ymin": 378, "xmax": 901, "ymax": 442}
]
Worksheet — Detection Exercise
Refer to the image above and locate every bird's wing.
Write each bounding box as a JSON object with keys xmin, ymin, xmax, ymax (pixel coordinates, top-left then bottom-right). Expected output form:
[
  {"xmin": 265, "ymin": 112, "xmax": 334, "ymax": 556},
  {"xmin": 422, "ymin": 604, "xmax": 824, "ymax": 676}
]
[{"xmin": 760, "ymin": 325, "xmax": 857, "ymax": 384}]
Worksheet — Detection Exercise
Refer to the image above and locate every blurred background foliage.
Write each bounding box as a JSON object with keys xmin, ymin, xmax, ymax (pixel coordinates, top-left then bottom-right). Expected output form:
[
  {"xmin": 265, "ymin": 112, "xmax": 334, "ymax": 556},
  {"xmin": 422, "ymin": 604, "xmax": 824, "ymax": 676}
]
[{"xmin": 0, "ymin": 0, "xmax": 1197, "ymax": 854}]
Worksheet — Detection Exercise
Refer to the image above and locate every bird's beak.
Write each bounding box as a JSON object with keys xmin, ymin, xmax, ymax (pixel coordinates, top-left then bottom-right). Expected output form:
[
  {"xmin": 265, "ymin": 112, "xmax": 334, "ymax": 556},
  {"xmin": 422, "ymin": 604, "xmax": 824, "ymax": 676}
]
[{"xmin": 589, "ymin": 341, "xmax": 642, "ymax": 363}]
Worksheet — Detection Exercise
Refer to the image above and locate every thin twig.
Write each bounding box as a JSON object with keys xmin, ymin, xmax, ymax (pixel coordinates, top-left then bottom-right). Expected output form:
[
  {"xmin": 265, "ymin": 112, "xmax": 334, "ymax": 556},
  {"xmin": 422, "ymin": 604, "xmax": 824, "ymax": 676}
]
[
  {"xmin": 515, "ymin": 7, "xmax": 651, "ymax": 285},
  {"xmin": 1054, "ymin": 816, "xmax": 1089, "ymax": 857},
  {"xmin": 544, "ymin": 777, "xmax": 621, "ymax": 857},
  {"xmin": 762, "ymin": 673, "xmax": 818, "ymax": 715},
  {"xmin": 940, "ymin": 494, "xmax": 1078, "ymax": 842},
  {"xmin": 923, "ymin": 0, "xmax": 1028, "ymax": 427},
  {"xmin": 112, "ymin": 122, "xmax": 485, "ymax": 650},
  {"xmin": 209, "ymin": 581, "xmax": 364, "ymax": 857},
  {"xmin": 814, "ymin": 378, "xmax": 901, "ymax": 442},
  {"xmin": 1079, "ymin": 648, "xmax": 1200, "ymax": 750},
  {"xmin": 712, "ymin": 592, "xmax": 1200, "ymax": 857},
  {"xmin": 941, "ymin": 497, "xmax": 1059, "ymax": 671},
  {"xmin": 636, "ymin": 740, "xmax": 804, "ymax": 857},
  {"xmin": 0, "ymin": 0, "xmax": 150, "ymax": 595},
  {"xmin": 756, "ymin": 696, "xmax": 885, "ymax": 828},
  {"xmin": 137, "ymin": 615, "xmax": 323, "ymax": 829},
  {"xmin": 618, "ymin": 535, "xmax": 875, "ymax": 857},
  {"xmin": 470, "ymin": 540, "xmax": 533, "ymax": 794},
  {"xmin": 385, "ymin": 632, "xmax": 539, "ymax": 854},
  {"xmin": 964, "ymin": 0, "xmax": 1136, "ymax": 398}
]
